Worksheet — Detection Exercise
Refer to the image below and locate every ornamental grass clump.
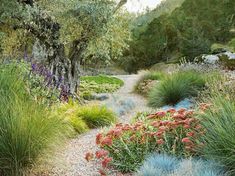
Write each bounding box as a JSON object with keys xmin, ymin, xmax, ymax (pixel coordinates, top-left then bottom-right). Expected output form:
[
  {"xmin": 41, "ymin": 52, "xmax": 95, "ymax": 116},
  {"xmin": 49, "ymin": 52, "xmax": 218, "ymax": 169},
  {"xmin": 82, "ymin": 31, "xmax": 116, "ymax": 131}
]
[
  {"xmin": 148, "ymin": 71, "xmax": 205, "ymax": 107},
  {"xmin": 137, "ymin": 154, "xmax": 225, "ymax": 176},
  {"xmin": 51, "ymin": 102, "xmax": 89, "ymax": 134},
  {"xmin": 198, "ymin": 95, "xmax": 235, "ymax": 175},
  {"xmin": 77, "ymin": 104, "xmax": 117, "ymax": 128},
  {"xmin": 52, "ymin": 103, "xmax": 117, "ymax": 134},
  {"xmin": 86, "ymin": 108, "xmax": 206, "ymax": 174},
  {"xmin": 137, "ymin": 154, "xmax": 180, "ymax": 176},
  {"xmin": 0, "ymin": 65, "xmax": 69, "ymax": 175}
]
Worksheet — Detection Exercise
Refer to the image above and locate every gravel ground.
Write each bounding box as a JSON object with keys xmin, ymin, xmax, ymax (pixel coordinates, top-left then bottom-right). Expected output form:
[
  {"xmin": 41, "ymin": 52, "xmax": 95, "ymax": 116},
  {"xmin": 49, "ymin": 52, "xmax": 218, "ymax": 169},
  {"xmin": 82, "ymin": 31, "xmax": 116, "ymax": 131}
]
[{"xmin": 32, "ymin": 74, "xmax": 153, "ymax": 176}]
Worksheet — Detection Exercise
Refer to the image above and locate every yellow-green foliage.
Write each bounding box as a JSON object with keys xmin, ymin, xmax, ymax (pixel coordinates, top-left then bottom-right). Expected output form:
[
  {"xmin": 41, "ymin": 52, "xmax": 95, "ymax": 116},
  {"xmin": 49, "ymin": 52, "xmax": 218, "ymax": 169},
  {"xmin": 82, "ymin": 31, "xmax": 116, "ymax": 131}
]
[
  {"xmin": 228, "ymin": 38, "xmax": 235, "ymax": 51},
  {"xmin": 52, "ymin": 102, "xmax": 117, "ymax": 134},
  {"xmin": 51, "ymin": 102, "xmax": 89, "ymax": 134},
  {"xmin": 77, "ymin": 104, "xmax": 117, "ymax": 128},
  {"xmin": 211, "ymin": 43, "xmax": 233, "ymax": 53},
  {"xmin": 211, "ymin": 39, "xmax": 235, "ymax": 53},
  {"xmin": 70, "ymin": 116, "xmax": 89, "ymax": 134},
  {"xmin": 0, "ymin": 25, "xmax": 30, "ymax": 56}
]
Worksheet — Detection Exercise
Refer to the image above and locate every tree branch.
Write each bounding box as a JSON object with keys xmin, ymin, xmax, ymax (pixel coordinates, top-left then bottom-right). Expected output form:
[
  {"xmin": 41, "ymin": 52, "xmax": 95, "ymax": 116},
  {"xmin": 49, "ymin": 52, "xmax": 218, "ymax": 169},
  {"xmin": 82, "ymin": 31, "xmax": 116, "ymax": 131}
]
[{"xmin": 114, "ymin": 0, "xmax": 127, "ymax": 13}]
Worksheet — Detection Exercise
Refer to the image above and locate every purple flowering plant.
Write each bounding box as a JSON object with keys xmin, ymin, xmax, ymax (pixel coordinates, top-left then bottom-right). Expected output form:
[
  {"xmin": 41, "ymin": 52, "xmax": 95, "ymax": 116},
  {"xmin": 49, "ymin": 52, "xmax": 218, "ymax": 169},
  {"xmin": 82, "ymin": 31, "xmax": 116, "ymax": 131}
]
[{"xmin": 22, "ymin": 55, "xmax": 70, "ymax": 105}]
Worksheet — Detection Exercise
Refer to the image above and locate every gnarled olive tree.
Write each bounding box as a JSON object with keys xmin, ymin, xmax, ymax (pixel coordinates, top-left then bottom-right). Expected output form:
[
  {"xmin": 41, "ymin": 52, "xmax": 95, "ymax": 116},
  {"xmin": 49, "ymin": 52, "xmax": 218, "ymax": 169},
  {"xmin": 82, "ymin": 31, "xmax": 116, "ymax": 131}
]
[{"xmin": 0, "ymin": 0, "xmax": 127, "ymax": 94}]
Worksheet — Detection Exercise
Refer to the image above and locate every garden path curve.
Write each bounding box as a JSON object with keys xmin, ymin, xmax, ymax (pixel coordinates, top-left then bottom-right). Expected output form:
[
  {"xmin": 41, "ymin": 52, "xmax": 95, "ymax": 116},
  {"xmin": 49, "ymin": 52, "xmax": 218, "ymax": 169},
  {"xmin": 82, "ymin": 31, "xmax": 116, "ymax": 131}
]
[{"xmin": 34, "ymin": 74, "xmax": 152, "ymax": 176}]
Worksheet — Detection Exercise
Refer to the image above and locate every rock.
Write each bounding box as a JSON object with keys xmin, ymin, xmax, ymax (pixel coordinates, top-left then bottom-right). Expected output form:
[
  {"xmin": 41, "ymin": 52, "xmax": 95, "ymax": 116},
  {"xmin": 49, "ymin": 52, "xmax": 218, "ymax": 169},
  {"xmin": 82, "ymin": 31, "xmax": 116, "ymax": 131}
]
[
  {"xmin": 92, "ymin": 93, "xmax": 109, "ymax": 101},
  {"xmin": 202, "ymin": 55, "xmax": 219, "ymax": 64},
  {"xmin": 193, "ymin": 51, "xmax": 235, "ymax": 70},
  {"xmin": 218, "ymin": 51, "xmax": 235, "ymax": 60}
]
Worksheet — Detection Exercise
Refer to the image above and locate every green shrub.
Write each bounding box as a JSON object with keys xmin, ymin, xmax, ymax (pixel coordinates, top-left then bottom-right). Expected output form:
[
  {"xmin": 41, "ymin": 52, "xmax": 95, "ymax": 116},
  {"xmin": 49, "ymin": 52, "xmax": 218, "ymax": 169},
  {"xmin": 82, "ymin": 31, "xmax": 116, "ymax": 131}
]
[
  {"xmin": 0, "ymin": 64, "xmax": 69, "ymax": 175},
  {"xmin": 77, "ymin": 104, "xmax": 117, "ymax": 128},
  {"xmin": 198, "ymin": 71, "xmax": 228, "ymax": 100},
  {"xmin": 148, "ymin": 71, "xmax": 205, "ymax": 107},
  {"xmin": 198, "ymin": 95, "xmax": 235, "ymax": 175}
]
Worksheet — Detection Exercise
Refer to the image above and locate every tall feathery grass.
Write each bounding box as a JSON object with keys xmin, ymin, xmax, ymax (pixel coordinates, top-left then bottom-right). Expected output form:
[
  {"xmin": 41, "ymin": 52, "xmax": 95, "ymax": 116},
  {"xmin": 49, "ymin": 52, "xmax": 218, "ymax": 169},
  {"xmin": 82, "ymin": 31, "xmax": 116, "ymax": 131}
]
[
  {"xmin": 148, "ymin": 71, "xmax": 205, "ymax": 107},
  {"xmin": 0, "ymin": 64, "xmax": 69, "ymax": 176},
  {"xmin": 195, "ymin": 72, "xmax": 235, "ymax": 175}
]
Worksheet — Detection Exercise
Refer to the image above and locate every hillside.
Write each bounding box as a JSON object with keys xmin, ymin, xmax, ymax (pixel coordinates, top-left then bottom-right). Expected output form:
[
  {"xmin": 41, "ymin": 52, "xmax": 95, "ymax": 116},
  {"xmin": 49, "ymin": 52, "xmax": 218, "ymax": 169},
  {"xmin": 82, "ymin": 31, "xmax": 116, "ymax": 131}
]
[{"xmin": 121, "ymin": 0, "xmax": 235, "ymax": 72}]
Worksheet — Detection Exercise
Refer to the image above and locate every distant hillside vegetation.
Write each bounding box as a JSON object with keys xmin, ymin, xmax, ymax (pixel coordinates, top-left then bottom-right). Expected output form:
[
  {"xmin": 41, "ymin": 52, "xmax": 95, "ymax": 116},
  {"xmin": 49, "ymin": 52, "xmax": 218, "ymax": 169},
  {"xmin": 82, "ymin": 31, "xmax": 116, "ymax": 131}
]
[{"xmin": 119, "ymin": 0, "xmax": 235, "ymax": 73}]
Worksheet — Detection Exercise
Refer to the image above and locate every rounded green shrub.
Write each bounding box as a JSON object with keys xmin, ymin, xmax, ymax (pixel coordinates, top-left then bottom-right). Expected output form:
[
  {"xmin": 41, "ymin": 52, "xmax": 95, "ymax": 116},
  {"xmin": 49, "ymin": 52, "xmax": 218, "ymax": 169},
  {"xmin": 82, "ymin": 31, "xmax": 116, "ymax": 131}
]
[
  {"xmin": 0, "ymin": 64, "xmax": 69, "ymax": 175},
  {"xmin": 148, "ymin": 71, "xmax": 205, "ymax": 107},
  {"xmin": 77, "ymin": 104, "xmax": 117, "ymax": 128}
]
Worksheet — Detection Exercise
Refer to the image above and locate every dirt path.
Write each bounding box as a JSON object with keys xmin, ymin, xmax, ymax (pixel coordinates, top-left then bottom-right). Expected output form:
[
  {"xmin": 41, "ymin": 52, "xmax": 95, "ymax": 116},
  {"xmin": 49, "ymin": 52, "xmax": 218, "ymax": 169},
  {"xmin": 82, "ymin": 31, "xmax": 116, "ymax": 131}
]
[{"xmin": 35, "ymin": 74, "xmax": 152, "ymax": 176}]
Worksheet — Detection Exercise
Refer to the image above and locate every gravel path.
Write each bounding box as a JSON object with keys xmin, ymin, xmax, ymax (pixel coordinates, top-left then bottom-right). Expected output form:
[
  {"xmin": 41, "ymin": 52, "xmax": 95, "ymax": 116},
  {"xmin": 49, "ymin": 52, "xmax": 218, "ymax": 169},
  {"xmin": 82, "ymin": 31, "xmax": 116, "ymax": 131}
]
[{"xmin": 33, "ymin": 74, "xmax": 152, "ymax": 176}]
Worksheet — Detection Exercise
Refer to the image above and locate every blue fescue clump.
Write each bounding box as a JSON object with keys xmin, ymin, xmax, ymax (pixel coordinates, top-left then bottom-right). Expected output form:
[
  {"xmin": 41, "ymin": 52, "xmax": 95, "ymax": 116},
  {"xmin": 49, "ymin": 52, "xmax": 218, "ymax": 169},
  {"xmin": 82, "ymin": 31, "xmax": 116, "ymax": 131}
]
[
  {"xmin": 137, "ymin": 154, "xmax": 226, "ymax": 176},
  {"xmin": 137, "ymin": 154, "xmax": 180, "ymax": 176},
  {"xmin": 161, "ymin": 98, "xmax": 194, "ymax": 111},
  {"xmin": 176, "ymin": 159, "xmax": 225, "ymax": 176},
  {"xmin": 106, "ymin": 97, "xmax": 135, "ymax": 116}
]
